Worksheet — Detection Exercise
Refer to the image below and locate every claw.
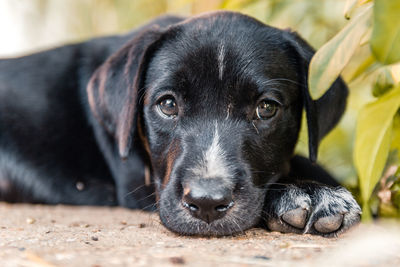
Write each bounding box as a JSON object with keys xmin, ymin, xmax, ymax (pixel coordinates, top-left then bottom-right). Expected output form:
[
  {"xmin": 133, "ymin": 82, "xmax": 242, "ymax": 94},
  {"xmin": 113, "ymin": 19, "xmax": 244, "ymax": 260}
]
[
  {"xmin": 281, "ymin": 207, "xmax": 307, "ymax": 229},
  {"xmin": 314, "ymin": 214, "xmax": 343, "ymax": 233},
  {"xmin": 267, "ymin": 219, "xmax": 283, "ymax": 232},
  {"xmin": 266, "ymin": 218, "xmax": 303, "ymax": 234}
]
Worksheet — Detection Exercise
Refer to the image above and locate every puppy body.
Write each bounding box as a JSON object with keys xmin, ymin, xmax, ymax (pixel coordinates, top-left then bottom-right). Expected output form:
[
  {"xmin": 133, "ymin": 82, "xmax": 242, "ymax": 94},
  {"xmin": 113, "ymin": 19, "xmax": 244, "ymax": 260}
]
[
  {"xmin": 0, "ymin": 15, "xmax": 182, "ymax": 206},
  {"xmin": 0, "ymin": 12, "xmax": 360, "ymax": 236}
]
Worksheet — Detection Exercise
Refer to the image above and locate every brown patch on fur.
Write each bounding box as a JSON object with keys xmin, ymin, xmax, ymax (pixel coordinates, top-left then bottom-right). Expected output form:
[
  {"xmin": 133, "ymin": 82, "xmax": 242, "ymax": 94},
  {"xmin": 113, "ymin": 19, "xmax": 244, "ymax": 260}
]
[
  {"xmin": 137, "ymin": 116, "xmax": 153, "ymax": 187},
  {"xmin": 137, "ymin": 116, "xmax": 151, "ymax": 157},
  {"xmin": 183, "ymin": 186, "xmax": 191, "ymax": 196},
  {"xmin": 163, "ymin": 139, "xmax": 181, "ymax": 189},
  {"xmin": 144, "ymin": 165, "xmax": 151, "ymax": 186},
  {"xmin": 143, "ymin": 90, "xmax": 151, "ymax": 106}
]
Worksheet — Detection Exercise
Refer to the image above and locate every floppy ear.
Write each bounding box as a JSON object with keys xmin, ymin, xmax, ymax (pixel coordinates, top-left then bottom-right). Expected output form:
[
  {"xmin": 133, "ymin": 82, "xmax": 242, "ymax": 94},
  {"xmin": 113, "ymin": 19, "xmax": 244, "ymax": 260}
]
[
  {"xmin": 284, "ymin": 30, "xmax": 349, "ymax": 162},
  {"xmin": 87, "ymin": 29, "xmax": 164, "ymax": 159}
]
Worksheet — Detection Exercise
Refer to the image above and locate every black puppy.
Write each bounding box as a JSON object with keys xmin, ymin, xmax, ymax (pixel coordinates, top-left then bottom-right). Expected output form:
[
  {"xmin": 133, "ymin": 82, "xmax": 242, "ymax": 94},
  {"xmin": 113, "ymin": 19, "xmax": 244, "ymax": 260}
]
[{"xmin": 0, "ymin": 11, "xmax": 360, "ymax": 236}]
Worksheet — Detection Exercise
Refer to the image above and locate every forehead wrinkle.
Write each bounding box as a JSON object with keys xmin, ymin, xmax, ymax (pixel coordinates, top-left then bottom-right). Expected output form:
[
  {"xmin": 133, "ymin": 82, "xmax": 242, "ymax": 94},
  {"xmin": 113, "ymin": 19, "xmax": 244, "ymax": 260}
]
[
  {"xmin": 257, "ymin": 78, "xmax": 301, "ymax": 105},
  {"xmin": 257, "ymin": 87, "xmax": 285, "ymax": 102},
  {"xmin": 258, "ymin": 77, "xmax": 301, "ymax": 89}
]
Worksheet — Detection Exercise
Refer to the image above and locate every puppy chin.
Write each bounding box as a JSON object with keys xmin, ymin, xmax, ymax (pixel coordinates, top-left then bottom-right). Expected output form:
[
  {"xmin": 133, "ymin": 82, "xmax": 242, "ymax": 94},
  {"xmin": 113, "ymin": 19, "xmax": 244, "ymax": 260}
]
[{"xmin": 158, "ymin": 184, "xmax": 266, "ymax": 236}]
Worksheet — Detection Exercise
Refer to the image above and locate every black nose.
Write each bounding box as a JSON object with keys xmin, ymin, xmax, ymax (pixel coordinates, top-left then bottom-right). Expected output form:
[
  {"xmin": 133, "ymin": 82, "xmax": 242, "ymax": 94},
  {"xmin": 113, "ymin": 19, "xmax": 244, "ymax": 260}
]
[{"xmin": 182, "ymin": 181, "xmax": 234, "ymax": 223}]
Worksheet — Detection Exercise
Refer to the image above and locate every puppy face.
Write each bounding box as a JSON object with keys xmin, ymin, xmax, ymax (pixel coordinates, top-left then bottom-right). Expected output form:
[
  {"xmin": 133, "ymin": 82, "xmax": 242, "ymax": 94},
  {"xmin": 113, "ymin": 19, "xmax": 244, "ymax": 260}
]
[
  {"xmin": 89, "ymin": 11, "xmax": 347, "ymax": 236},
  {"xmin": 141, "ymin": 13, "xmax": 304, "ymax": 235}
]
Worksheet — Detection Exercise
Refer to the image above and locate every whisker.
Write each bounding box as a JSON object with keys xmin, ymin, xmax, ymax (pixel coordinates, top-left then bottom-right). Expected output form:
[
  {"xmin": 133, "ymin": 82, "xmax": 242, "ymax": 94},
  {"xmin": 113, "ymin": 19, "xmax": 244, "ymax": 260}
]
[
  {"xmin": 231, "ymin": 216, "xmax": 244, "ymax": 234},
  {"xmin": 141, "ymin": 199, "xmax": 159, "ymax": 211},
  {"xmin": 251, "ymin": 121, "xmax": 260, "ymax": 135},
  {"xmin": 136, "ymin": 192, "xmax": 157, "ymax": 203},
  {"xmin": 124, "ymin": 182, "xmax": 156, "ymax": 198}
]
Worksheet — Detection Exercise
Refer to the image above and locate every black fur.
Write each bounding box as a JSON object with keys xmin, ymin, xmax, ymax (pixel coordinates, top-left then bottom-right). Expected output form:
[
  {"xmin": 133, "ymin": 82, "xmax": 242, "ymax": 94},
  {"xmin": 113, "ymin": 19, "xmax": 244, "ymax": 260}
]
[{"xmin": 0, "ymin": 11, "xmax": 360, "ymax": 236}]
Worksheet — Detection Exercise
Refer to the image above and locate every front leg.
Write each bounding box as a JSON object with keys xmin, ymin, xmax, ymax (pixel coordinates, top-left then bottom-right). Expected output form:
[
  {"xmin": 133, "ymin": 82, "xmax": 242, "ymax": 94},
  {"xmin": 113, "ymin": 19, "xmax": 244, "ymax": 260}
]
[{"xmin": 263, "ymin": 182, "xmax": 361, "ymax": 236}]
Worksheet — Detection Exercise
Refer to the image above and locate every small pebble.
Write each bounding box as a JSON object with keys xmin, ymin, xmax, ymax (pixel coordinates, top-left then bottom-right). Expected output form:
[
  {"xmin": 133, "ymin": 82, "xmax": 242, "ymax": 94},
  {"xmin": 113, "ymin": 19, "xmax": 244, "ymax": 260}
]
[
  {"xmin": 139, "ymin": 223, "xmax": 146, "ymax": 228},
  {"xmin": 45, "ymin": 230, "xmax": 51, "ymax": 234},
  {"xmin": 26, "ymin": 218, "xmax": 36, "ymax": 224},
  {"xmin": 120, "ymin": 220, "xmax": 127, "ymax": 225},
  {"xmin": 91, "ymin": 236, "xmax": 99, "ymax": 241},
  {"xmin": 279, "ymin": 242, "xmax": 291, "ymax": 248},
  {"xmin": 169, "ymin": 256, "xmax": 185, "ymax": 265}
]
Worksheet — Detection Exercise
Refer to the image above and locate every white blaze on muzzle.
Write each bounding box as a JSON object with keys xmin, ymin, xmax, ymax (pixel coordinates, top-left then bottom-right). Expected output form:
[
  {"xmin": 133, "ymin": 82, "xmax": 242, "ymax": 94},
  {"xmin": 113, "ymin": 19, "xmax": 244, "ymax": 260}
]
[{"xmin": 190, "ymin": 124, "xmax": 231, "ymax": 180}]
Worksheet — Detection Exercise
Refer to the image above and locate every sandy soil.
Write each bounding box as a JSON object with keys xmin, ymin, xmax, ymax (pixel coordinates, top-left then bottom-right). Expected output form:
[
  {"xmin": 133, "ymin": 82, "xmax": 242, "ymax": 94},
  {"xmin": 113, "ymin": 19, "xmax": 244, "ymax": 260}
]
[{"xmin": 1, "ymin": 203, "xmax": 400, "ymax": 267}]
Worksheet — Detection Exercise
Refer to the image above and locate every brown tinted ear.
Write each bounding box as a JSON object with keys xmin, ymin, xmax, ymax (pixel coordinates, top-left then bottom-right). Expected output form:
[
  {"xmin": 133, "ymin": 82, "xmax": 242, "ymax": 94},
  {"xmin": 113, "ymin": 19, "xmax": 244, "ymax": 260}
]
[
  {"xmin": 87, "ymin": 29, "xmax": 164, "ymax": 159},
  {"xmin": 283, "ymin": 30, "xmax": 349, "ymax": 162}
]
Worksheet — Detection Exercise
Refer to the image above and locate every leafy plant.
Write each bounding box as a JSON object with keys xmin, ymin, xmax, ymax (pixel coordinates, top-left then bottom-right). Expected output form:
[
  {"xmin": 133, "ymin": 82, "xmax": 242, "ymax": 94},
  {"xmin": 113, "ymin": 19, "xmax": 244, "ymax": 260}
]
[{"xmin": 308, "ymin": 0, "xmax": 400, "ymax": 220}]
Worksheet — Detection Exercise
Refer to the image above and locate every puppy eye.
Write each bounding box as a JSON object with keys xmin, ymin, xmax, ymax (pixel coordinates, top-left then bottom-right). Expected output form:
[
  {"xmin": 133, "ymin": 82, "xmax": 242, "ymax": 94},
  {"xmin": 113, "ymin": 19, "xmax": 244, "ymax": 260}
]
[
  {"xmin": 255, "ymin": 100, "xmax": 279, "ymax": 120},
  {"xmin": 157, "ymin": 97, "xmax": 178, "ymax": 118}
]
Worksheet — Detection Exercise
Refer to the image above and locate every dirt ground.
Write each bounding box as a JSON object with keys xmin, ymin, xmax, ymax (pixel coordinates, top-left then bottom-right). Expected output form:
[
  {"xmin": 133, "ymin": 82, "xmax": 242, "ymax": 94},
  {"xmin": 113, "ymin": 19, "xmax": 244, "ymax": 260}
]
[{"xmin": 1, "ymin": 203, "xmax": 400, "ymax": 267}]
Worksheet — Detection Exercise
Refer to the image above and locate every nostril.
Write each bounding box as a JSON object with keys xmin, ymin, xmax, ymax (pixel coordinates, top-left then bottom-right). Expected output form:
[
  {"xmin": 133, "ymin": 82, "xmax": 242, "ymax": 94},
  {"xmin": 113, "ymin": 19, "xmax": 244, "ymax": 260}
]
[
  {"xmin": 182, "ymin": 201, "xmax": 199, "ymax": 212},
  {"xmin": 215, "ymin": 201, "xmax": 234, "ymax": 212},
  {"xmin": 181, "ymin": 182, "xmax": 234, "ymax": 223}
]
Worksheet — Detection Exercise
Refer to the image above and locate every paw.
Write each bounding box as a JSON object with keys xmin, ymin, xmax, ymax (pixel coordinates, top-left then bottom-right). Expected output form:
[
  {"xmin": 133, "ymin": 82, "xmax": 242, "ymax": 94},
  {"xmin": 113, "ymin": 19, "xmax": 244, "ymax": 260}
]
[{"xmin": 263, "ymin": 184, "xmax": 361, "ymax": 236}]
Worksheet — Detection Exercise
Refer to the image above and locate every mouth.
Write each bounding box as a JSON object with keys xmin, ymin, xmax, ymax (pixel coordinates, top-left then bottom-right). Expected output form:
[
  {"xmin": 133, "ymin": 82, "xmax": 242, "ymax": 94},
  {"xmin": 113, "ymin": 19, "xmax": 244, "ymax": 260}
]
[{"xmin": 158, "ymin": 182, "xmax": 266, "ymax": 236}]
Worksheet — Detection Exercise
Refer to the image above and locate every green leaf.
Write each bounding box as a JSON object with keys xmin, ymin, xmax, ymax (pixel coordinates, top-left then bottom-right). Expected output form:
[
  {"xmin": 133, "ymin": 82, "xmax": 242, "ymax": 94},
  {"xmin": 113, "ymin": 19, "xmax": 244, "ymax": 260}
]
[
  {"xmin": 347, "ymin": 48, "xmax": 376, "ymax": 82},
  {"xmin": 370, "ymin": 0, "xmax": 400, "ymax": 65},
  {"xmin": 372, "ymin": 68, "xmax": 395, "ymax": 97},
  {"xmin": 354, "ymin": 86, "xmax": 400, "ymax": 220},
  {"xmin": 391, "ymin": 112, "xmax": 400, "ymax": 157},
  {"xmin": 308, "ymin": 6, "xmax": 372, "ymax": 100}
]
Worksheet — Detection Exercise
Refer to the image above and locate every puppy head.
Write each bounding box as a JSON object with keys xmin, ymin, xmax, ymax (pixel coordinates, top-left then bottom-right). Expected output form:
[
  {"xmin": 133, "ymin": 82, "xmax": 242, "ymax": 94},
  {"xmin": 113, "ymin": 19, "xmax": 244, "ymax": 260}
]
[{"xmin": 88, "ymin": 11, "xmax": 348, "ymax": 236}]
